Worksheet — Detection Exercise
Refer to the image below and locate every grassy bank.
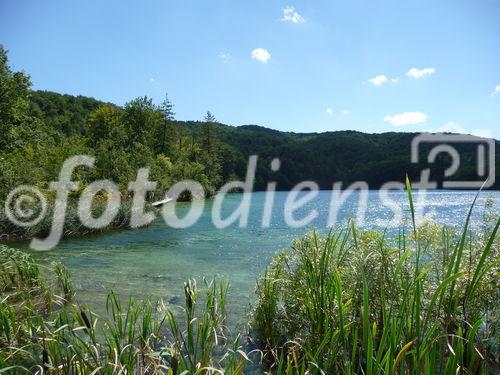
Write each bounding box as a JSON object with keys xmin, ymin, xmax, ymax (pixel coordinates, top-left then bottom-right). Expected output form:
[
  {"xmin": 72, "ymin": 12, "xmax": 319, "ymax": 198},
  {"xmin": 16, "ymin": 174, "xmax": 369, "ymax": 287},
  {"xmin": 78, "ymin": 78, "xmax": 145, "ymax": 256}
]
[
  {"xmin": 0, "ymin": 199, "xmax": 153, "ymax": 242},
  {"xmin": 1, "ymin": 185, "xmax": 499, "ymax": 373}
]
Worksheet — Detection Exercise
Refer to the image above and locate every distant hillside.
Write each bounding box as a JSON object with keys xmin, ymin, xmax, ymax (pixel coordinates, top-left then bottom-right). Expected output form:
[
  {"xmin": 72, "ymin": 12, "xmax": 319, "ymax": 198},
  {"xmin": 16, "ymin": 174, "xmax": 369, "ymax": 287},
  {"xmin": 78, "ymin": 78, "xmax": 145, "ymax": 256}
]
[
  {"xmin": 29, "ymin": 90, "xmax": 112, "ymax": 136},
  {"xmin": 29, "ymin": 90, "xmax": 500, "ymax": 190}
]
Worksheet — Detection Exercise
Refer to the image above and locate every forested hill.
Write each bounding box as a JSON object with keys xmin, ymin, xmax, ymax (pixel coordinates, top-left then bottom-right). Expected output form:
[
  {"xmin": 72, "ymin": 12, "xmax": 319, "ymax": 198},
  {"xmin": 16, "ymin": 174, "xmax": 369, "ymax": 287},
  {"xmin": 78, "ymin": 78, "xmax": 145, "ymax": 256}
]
[
  {"xmin": 28, "ymin": 90, "xmax": 500, "ymax": 190},
  {"xmin": 29, "ymin": 90, "xmax": 109, "ymax": 136}
]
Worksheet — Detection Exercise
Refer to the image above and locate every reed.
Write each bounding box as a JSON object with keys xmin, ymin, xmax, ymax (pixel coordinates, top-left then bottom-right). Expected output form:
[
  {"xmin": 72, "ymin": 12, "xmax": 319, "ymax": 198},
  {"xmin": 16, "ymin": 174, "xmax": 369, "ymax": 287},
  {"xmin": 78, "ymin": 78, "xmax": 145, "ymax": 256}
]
[
  {"xmin": 0, "ymin": 199, "xmax": 143, "ymax": 242},
  {"xmin": 0, "ymin": 248, "xmax": 249, "ymax": 374},
  {"xmin": 253, "ymin": 179, "xmax": 499, "ymax": 374},
  {"xmin": 1, "ymin": 182, "xmax": 498, "ymax": 373}
]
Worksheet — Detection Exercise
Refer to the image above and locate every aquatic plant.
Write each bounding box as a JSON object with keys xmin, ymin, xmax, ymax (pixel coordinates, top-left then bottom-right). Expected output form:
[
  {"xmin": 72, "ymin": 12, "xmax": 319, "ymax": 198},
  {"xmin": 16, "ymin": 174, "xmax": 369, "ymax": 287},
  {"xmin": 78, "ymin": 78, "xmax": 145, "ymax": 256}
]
[
  {"xmin": 253, "ymin": 179, "xmax": 499, "ymax": 373},
  {"xmin": 0, "ymin": 247, "xmax": 250, "ymax": 374},
  {"xmin": 0, "ymin": 199, "xmax": 143, "ymax": 242}
]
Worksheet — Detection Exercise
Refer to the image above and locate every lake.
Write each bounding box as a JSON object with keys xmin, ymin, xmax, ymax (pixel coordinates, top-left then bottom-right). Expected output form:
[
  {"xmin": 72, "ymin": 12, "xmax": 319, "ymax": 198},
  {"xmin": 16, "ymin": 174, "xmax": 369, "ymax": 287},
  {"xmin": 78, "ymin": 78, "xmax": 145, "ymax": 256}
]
[{"xmin": 16, "ymin": 189, "xmax": 499, "ymax": 324}]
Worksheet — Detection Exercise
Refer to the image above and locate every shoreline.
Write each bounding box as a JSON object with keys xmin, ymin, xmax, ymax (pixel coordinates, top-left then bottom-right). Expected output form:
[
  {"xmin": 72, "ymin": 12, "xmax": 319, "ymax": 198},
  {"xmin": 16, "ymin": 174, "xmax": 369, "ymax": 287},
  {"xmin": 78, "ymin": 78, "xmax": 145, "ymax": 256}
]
[
  {"xmin": 2, "ymin": 189, "xmax": 497, "ymax": 244},
  {"xmin": 0, "ymin": 200, "xmax": 159, "ymax": 244}
]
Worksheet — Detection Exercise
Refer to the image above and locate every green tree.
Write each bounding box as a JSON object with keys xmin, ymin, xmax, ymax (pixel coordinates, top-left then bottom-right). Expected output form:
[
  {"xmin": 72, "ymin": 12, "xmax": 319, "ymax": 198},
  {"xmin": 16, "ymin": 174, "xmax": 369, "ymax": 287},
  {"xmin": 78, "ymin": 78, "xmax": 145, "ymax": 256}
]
[
  {"xmin": 0, "ymin": 45, "xmax": 32, "ymax": 150},
  {"xmin": 198, "ymin": 111, "xmax": 222, "ymax": 189},
  {"xmin": 85, "ymin": 105, "xmax": 125, "ymax": 148},
  {"xmin": 122, "ymin": 96, "xmax": 162, "ymax": 147},
  {"xmin": 157, "ymin": 93, "xmax": 176, "ymax": 155},
  {"xmin": 202, "ymin": 111, "xmax": 216, "ymax": 152}
]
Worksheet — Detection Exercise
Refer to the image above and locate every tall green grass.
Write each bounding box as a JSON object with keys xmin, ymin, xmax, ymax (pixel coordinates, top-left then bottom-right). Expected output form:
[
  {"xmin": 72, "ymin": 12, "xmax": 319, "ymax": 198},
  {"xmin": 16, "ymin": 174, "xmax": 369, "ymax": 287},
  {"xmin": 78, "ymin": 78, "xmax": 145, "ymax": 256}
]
[
  {"xmin": 0, "ymin": 247, "xmax": 250, "ymax": 374},
  {"xmin": 0, "ymin": 199, "xmax": 145, "ymax": 242},
  {"xmin": 253, "ymin": 179, "xmax": 499, "ymax": 373}
]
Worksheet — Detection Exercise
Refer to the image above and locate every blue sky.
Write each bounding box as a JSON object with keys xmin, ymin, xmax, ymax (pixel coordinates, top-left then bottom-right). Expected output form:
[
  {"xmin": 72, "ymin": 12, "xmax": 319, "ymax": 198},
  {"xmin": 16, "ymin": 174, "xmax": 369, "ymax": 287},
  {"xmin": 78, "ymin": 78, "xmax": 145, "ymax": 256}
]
[{"xmin": 1, "ymin": 0, "xmax": 499, "ymax": 137}]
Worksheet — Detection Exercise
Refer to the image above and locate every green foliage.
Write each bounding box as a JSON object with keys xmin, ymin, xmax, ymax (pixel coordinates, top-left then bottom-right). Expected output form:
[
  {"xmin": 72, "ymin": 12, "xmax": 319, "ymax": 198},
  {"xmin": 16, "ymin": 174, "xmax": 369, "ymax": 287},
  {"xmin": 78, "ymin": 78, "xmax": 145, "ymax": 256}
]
[
  {"xmin": 214, "ymin": 125, "xmax": 500, "ymax": 190},
  {"xmin": 0, "ymin": 200, "xmax": 137, "ymax": 242},
  {"xmin": 28, "ymin": 90, "xmax": 105, "ymax": 136},
  {"xmin": 253, "ymin": 198, "xmax": 499, "ymax": 373},
  {"xmin": 0, "ymin": 46, "xmax": 32, "ymax": 150},
  {"xmin": 0, "ymin": 246, "xmax": 250, "ymax": 374}
]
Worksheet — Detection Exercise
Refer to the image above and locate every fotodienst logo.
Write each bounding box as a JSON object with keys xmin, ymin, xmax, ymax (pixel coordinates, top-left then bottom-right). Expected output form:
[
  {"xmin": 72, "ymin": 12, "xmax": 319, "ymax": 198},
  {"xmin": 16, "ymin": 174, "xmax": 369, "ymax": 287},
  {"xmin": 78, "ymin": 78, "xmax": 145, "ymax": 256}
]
[{"xmin": 411, "ymin": 133, "xmax": 495, "ymax": 188}]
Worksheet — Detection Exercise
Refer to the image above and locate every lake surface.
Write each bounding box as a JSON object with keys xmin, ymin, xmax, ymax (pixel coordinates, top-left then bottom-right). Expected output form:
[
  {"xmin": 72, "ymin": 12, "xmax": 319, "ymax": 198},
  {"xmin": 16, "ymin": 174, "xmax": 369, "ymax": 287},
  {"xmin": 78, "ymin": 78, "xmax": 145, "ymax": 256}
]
[{"xmin": 15, "ymin": 190, "xmax": 500, "ymax": 324}]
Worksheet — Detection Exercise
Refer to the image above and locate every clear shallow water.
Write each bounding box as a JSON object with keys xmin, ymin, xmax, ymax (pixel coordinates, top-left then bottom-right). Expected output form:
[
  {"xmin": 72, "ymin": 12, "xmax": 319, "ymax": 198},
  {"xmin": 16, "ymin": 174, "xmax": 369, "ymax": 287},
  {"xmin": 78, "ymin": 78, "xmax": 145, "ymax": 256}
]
[{"xmin": 12, "ymin": 190, "xmax": 500, "ymax": 323}]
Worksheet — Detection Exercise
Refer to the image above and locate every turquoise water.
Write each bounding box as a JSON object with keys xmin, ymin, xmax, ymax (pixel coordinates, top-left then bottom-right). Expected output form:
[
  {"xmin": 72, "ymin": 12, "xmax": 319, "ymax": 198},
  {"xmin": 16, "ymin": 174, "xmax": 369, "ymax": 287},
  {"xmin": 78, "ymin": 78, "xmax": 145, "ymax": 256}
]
[{"xmin": 15, "ymin": 190, "xmax": 499, "ymax": 322}]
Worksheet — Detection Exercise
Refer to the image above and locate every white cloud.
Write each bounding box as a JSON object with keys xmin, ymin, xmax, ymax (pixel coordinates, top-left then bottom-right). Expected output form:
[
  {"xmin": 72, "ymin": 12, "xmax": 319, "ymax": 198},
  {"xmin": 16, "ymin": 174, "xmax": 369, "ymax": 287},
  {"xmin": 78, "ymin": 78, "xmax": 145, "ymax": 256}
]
[
  {"xmin": 369, "ymin": 75, "xmax": 389, "ymax": 86},
  {"xmin": 493, "ymin": 84, "xmax": 500, "ymax": 94},
  {"xmin": 326, "ymin": 108, "xmax": 350, "ymax": 115},
  {"xmin": 431, "ymin": 122, "xmax": 492, "ymax": 138},
  {"xmin": 436, "ymin": 121, "xmax": 467, "ymax": 134},
  {"xmin": 384, "ymin": 111, "xmax": 427, "ymax": 126},
  {"xmin": 149, "ymin": 77, "xmax": 155, "ymax": 83},
  {"xmin": 218, "ymin": 52, "xmax": 231, "ymax": 63},
  {"xmin": 251, "ymin": 48, "xmax": 271, "ymax": 63},
  {"xmin": 282, "ymin": 6, "xmax": 305, "ymax": 24},
  {"xmin": 391, "ymin": 78, "xmax": 399, "ymax": 83},
  {"xmin": 406, "ymin": 67, "xmax": 436, "ymax": 78}
]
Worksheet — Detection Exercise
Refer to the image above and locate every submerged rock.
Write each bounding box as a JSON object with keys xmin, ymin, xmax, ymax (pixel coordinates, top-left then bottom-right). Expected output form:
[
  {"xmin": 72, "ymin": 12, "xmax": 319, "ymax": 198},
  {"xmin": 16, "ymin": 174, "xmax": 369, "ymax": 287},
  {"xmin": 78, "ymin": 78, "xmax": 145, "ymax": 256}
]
[{"xmin": 168, "ymin": 296, "xmax": 182, "ymax": 305}]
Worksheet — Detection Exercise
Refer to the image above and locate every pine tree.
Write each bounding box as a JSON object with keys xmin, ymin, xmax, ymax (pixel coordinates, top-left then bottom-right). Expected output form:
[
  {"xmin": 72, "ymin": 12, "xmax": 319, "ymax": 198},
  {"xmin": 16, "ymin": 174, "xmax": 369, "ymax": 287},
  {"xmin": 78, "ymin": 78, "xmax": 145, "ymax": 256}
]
[
  {"xmin": 160, "ymin": 93, "xmax": 175, "ymax": 121},
  {"xmin": 159, "ymin": 93, "xmax": 176, "ymax": 155},
  {"xmin": 200, "ymin": 111, "xmax": 221, "ymax": 187},
  {"xmin": 203, "ymin": 111, "xmax": 216, "ymax": 152}
]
